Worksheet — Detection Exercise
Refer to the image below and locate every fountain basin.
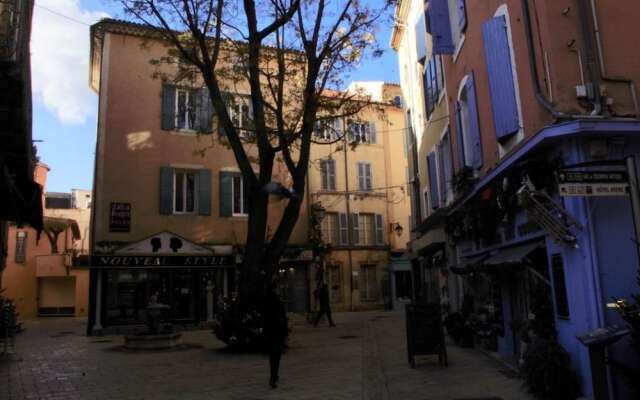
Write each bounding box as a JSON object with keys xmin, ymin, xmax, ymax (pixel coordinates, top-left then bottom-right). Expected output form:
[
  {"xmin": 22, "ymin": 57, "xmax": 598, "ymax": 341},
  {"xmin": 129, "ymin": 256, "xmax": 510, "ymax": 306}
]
[{"xmin": 124, "ymin": 332, "xmax": 182, "ymax": 350}]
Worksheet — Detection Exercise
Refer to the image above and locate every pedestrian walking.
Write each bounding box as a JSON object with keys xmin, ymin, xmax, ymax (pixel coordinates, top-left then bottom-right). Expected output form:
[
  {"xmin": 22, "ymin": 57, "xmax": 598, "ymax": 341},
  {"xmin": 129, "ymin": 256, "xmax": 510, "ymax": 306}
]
[
  {"xmin": 262, "ymin": 282, "xmax": 288, "ymax": 389},
  {"xmin": 313, "ymin": 283, "xmax": 335, "ymax": 327}
]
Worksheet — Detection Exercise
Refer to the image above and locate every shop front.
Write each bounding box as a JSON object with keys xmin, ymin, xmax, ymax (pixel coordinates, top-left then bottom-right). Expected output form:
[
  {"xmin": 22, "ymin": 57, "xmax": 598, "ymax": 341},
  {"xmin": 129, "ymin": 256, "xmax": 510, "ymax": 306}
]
[{"xmin": 89, "ymin": 232, "xmax": 235, "ymax": 334}]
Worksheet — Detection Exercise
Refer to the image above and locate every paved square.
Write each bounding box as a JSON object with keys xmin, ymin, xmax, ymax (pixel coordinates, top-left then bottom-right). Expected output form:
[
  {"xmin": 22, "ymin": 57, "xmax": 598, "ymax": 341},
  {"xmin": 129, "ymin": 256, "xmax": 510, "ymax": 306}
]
[{"xmin": 1, "ymin": 312, "xmax": 533, "ymax": 399}]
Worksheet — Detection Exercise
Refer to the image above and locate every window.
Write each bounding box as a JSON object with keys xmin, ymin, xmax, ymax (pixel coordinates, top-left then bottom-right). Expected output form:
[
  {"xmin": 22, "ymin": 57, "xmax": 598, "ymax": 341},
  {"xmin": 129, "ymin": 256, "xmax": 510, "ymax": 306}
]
[
  {"xmin": 551, "ymin": 254, "xmax": 570, "ymax": 319},
  {"xmin": 321, "ymin": 213, "xmax": 340, "ymax": 244},
  {"xmin": 355, "ymin": 213, "xmax": 384, "ymax": 246},
  {"xmin": 232, "ymin": 175, "xmax": 249, "ymax": 216},
  {"xmin": 447, "ymin": 0, "xmax": 466, "ymax": 49},
  {"xmin": 427, "ymin": 152, "xmax": 439, "ymax": 210},
  {"xmin": 161, "ymin": 85, "xmax": 213, "ymax": 133},
  {"xmin": 357, "ymin": 162, "xmax": 372, "ymax": 191},
  {"xmin": 226, "ymin": 95, "xmax": 254, "ymax": 134},
  {"xmin": 15, "ymin": 231, "xmax": 27, "ymax": 263},
  {"xmin": 176, "ymin": 88, "xmax": 197, "ymax": 130},
  {"xmin": 348, "ymin": 121, "xmax": 376, "ymax": 144},
  {"xmin": 424, "ymin": 56, "xmax": 444, "ymax": 119},
  {"xmin": 438, "ymin": 129, "xmax": 454, "ymax": 204},
  {"xmin": 327, "ymin": 264, "xmax": 342, "ymax": 303},
  {"xmin": 173, "ymin": 170, "xmax": 197, "ymax": 213},
  {"xmin": 360, "ymin": 264, "xmax": 378, "ymax": 301},
  {"xmin": 320, "ymin": 159, "xmax": 336, "ymax": 191},
  {"xmin": 314, "ymin": 119, "xmax": 341, "ymax": 141}
]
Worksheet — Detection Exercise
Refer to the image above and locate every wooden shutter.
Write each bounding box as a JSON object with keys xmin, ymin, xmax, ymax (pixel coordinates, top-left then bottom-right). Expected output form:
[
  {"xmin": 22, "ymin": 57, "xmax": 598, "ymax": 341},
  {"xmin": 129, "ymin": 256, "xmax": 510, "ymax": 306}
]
[
  {"xmin": 455, "ymin": 101, "xmax": 466, "ymax": 169},
  {"xmin": 198, "ymin": 88, "xmax": 213, "ymax": 133},
  {"xmin": 368, "ymin": 122, "xmax": 377, "ymax": 144},
  {"xmin": 428, "ymin": 0, "xmax": 455, "ymax": 54},
  {"xmin": 197, "ymin": 169, "xmax": 212, "ymax": 215},
  {"xmin": 331, "ymin": 214, "xmax": 340, "ymax": 245},
  {"xmin": 365, "ymin": 163, "xmax": 372, "ymax": 190},
  {"xmin": 161, "ymin": 85, "xmax": 176, "ymax": 130},
  {"xmin": 350, "ymin": 213, "xmax": 360, "ymax": 245},
  {"xmin": 482, "ymin": 15, "xmax": 520, "ymax": 141},
  {"xmin": 374, "ymin": 214, "xmax": 384, "ymax": 245},
  {"xmin": 328, "ymin": 160, "xmax": 336, "ymax": 190},
  {"xmin": 427, "ymin": 152, "xmax": 440, "ymax": 209},
  {"xmin": 159, "ymin": 167, "xmax": 173, "ymax": 214},
  {"xmin": 339, "ymin": 213, "xmax": 349, "ymax": 245},
  {"xmin": 466, "ymin": 73, "xmax": 483, "ymax": 169},
  {"xmin": 457, "ymin": 0, "xmax": 467, "ymax": 33},
  {"xmin": 438, "ymin": 141, "xmax": 446, "ymax": 205},
  {"xmin": 357, "ymin": 162, "xmax": 364, "ymax": 190},
  {"xmin": 415, "ymin": 14, "xmax": 428, "ymax": 62},
  {"xmin": 219, "ymin": 171, "xmax": 233, "ymax": 217},
  {"xmin": 320, "ymin": 160, "xmax": 328, "ymax": 190}
]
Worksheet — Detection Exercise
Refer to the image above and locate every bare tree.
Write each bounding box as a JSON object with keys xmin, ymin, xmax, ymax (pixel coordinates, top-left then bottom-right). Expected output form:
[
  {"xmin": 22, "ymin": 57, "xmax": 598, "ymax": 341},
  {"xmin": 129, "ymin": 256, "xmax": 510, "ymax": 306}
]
[{"xmin": 118, "ymin": 0, "xmax": 393, "ymax": 307}]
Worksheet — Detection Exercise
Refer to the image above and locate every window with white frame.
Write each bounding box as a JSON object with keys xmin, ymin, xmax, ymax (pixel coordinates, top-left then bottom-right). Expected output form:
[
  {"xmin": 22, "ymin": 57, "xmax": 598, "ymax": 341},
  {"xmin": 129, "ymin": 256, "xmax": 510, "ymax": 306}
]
[
  {"xmin": 348, "ymin": 121, "xmax": 376, "ymax": 144},
  {"xmin": 315, "ymin": 118, "xmax": 341, "ymax": 141},
  {"xmin": 424, "ymin": 55, "xmax": 444, "ymax": 119},
  {"xmin": 358, "ymin": 213, "xmax": 376, "ymax": 246},
  {"xmin": 320, "ymin": 159, "xmax": 336, "ymax": 191},
  {"xmin": 227, "ymin": 95, "xmax": 254, "ymax": 134},
  {"xmin": 321, "ymin": 212, "xmax": 340, "ymax": 244},
  {"xmin": 15, "ymin": 231, "xmax": 27, "ymax": 263},
  {"xmin": 458, "ymin": 85, "xmax": 474, "ymax": 169},
  {"xmin": 357, "ymin": 162, "xmax": 372, "ymax": 191},
  {"xmin": 176, "ymin": 89, "xmax": 197, "ymax": 130},
  {"xmin": 232, "ymin": 175, "xmax": 248, "ymax": 216},
  {"xmin": 173, "ymin": 170, "xmax": 197, "ymax": 213},
  {"xmin": 447, "ymin": 0, "xmax": 467, "ymax": 51}
]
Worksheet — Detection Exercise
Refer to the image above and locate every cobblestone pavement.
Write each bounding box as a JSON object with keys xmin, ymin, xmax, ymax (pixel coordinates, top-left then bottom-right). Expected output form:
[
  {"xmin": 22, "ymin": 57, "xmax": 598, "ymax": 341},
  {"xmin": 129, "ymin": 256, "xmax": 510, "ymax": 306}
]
[{"xmin": 1, "ymin": 311, "xmax": 534, "ymax": 400}]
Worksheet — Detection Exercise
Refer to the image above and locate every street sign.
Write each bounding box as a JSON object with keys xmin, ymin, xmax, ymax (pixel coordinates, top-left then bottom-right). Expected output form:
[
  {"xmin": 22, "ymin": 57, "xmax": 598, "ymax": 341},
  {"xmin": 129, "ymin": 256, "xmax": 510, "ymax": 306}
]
[{"xmin": 557, "ymin": 170, "xmax": 629, "ymax": 197}]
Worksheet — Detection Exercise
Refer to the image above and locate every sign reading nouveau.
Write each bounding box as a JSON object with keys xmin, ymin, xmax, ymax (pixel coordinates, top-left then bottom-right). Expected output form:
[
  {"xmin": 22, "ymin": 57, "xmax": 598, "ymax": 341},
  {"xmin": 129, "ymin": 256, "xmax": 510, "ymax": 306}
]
[{"xmin": 92, "ymin": 255, "xmax": 233, "ymax": 268}]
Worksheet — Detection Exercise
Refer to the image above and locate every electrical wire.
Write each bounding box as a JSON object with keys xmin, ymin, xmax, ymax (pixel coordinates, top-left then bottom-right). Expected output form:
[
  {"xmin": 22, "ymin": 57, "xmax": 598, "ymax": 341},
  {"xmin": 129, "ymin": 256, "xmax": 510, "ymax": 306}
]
[{"xmin": 34, "ymin": 3, "xmax": 93, "ymax": 26}]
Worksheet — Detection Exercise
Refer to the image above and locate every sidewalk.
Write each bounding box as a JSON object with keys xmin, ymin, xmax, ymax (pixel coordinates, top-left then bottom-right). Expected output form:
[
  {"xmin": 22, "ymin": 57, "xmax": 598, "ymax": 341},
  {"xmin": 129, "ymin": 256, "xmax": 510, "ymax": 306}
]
[{"xmin": 0, "ymin": 311, "xmax": 534, "ymax": 399}]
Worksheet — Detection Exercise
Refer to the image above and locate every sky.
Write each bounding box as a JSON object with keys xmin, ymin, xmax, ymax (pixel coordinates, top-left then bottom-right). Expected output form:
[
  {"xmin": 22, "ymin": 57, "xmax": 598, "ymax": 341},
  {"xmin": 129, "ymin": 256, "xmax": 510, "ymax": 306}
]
[{"xmin": 32, "ymin": 0, "xmax": 400, "ymax": 192}]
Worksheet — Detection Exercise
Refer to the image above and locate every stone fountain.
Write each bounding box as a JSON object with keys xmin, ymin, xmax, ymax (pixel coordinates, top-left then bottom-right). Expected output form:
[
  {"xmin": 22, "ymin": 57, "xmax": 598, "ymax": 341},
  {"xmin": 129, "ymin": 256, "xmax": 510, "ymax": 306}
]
[{"xmin": 124, "ymin": 295, "xmax": 182, "ymax": 350}]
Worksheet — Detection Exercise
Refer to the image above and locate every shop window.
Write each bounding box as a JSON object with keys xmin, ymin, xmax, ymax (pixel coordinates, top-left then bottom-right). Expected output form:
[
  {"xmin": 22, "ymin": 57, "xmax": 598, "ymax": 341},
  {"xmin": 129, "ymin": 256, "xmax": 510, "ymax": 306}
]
[
  {"xmin": 15, "ymin": 231, "xmax": 27, "ymax": 263},
  {"xmin": 551, "ymin": 254, "xmax": 570, "ymax": 319},
  {"xmin": 360, "ymin": 264, "xmax": 378, "ymax": 302}
]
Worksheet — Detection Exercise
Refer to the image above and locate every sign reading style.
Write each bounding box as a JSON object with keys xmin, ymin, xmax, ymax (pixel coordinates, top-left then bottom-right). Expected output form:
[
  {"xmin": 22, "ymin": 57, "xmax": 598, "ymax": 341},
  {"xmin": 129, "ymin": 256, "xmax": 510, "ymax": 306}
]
[
  {"xmin": 109, "ymin": 202, "xmax": 131, "ymax": 232},
  {"xmin": 557, "ymin": 170, "xmax": 629, "ymax": 197}
]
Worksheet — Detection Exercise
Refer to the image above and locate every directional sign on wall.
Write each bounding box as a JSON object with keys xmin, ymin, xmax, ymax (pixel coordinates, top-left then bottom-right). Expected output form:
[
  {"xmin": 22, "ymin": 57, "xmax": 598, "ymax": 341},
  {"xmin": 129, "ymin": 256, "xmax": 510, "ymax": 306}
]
[{"xmin": 557, "ymin": 170, "xmax": 629, "ymax": 197}]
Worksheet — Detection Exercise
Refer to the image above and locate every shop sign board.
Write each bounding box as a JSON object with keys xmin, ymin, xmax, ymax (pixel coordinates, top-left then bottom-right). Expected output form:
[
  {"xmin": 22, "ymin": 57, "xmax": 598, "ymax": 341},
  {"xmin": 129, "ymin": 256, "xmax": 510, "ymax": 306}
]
[
  {"xmin": 557, "ymin": 170, "xmax": 629, "ymax": 197},
  {"xmin": 109, "ymin": 202, "xmax": 131, "ymax": 232}
]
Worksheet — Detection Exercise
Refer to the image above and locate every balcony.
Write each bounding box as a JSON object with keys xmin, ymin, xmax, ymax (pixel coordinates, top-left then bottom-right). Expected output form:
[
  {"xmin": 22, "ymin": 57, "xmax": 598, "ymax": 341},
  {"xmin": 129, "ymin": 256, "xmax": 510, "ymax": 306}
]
[{"xmin": 35, "ymin": 254, "xmax": 72, "ymax": 277}]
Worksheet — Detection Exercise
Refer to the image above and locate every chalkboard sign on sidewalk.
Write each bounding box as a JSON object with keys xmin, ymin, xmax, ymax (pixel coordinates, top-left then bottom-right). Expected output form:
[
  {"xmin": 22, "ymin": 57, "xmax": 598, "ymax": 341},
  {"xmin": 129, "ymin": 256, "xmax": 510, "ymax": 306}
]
[{"xmin": 405, "ymin": 303, "xmax": 448, "ymax": 368}]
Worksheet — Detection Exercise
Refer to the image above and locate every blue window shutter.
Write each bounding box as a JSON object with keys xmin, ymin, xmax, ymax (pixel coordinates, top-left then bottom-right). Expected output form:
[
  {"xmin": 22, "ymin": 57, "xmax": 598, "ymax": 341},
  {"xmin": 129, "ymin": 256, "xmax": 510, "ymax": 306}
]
[
  {"xmin": 199, "ymin": 88, "xmax": 213, "ymax": 133},
  {"xmin": 339, "ymin": 213, "xmax": 349, "ymax": 245},
  {"xmin": 350, "ymin": 214, "xmax": 360, "ymax": 245},
  {"xmin": 198, "ymin": 169, "xmax": 212, "ymax": 215},
  {"xmin": 438, "ymin": 142, "xmax": 446, "ymax": 204},
  {"xmin": 455, "ymin": 101, "xmax": 466, "ymax": 169},
  {"xmin": 368, "ymin": 122, "xmax": 377, "ymax": 144},
  {"xmin": 415, "ymin": 14, "xmax": 428, "ymax": 62},
  {"xmin": 161, "ymin": 85, "xmax": 176, "ymax": 130},
  {"xmin": 159, "ymin": 167, "xmax": 173, "ymax": 214},
  {"xmin": 457, "ymin": 0, "xmax": 467, "ymax": 33},
  {"xmin": 374, "ymin": 214, "xmax": 384, "ymax": 245},
  {"xmin": 429, "ymin": 0, "xmax": 455, "ymax": 54},
  {"xmin": 466, "ymin": 73, "xmax": 484, "ymax": 169},
  {"xmin": 219, "ymin": 171, "xmax": 233, "ymax": 217},
  {"xmin": 482, "ymin": 15, "xmax": 520, "ymax": 141},
  {"xmin": 427, "ymin": 152, "xmax": 440, "ymax": 209}
]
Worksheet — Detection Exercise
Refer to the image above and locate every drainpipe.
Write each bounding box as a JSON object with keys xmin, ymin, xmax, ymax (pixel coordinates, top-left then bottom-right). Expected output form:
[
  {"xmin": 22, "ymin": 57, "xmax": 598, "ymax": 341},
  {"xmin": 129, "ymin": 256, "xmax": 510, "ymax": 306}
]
[
  {"xmin": 589, "ymin": 0, "xmax": 639, "ymax": 117},
  {"xmin": 521, "ymin": 0, "xmax": 605, "ymax": 119},
  {"xmin": 343, "ymin": 116, "xmax": 354, "ymax": 312},
  {"xmin": 576, "ymin": 0, "xmax": 602, "ymax": 116}
]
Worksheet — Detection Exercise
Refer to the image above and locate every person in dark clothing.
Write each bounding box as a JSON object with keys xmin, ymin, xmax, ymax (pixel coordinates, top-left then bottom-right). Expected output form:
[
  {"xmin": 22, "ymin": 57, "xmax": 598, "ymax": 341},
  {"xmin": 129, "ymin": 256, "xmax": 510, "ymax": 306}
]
[
  {"xmin": 262, "ymin": 283, "xmax": 288, "ymax": 388},
  {"xmin": 314, "ymin": 283, "xmax": 335, "ymax": 327}
]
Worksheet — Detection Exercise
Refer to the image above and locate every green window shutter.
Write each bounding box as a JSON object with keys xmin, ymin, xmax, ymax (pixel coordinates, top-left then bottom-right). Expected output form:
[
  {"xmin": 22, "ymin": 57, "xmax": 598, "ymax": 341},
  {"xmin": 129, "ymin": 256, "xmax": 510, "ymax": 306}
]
[
  {"xmin": 161, "ymin": 85, "xmax": 176, "ymax": 130},
  {"xmin": 159, "ymin": 167, "xmax": 174, "ymax": 214},
  {"xmin": 339, "ymin": 213, "xmax": 349, "ymax": 245},
  {"xmin": 199, "ymin": 88, "xmax": 214, "ymax": 133},
  {"xmin": 374, "ymin": 214, "xmax": 384, "ymax": 245},
  {"xmin": 198, "ymin": 169, "xmax": 212, "ymax": 215},
  {"xmin": 219, "ymin": 171, "xmax": 233, "ymax": 217},
  {"xmin": 350, "ymin": 213, "xmax": 360, "ymax": 245}
]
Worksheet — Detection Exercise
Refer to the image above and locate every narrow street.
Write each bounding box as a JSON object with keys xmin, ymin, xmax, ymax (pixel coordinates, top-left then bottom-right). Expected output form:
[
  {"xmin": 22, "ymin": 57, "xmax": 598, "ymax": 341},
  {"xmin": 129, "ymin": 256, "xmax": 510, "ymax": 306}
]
[{"xmin": 1, "ymin": 312, "xmax": 533, "ymax": 400}]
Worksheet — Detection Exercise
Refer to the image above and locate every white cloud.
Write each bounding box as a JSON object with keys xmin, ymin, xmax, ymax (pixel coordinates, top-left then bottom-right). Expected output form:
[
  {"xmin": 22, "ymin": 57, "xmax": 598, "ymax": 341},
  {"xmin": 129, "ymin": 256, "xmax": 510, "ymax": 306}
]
[{"xmin": 31, "ymin": 0, "xmax": 109, "ymax": 125}]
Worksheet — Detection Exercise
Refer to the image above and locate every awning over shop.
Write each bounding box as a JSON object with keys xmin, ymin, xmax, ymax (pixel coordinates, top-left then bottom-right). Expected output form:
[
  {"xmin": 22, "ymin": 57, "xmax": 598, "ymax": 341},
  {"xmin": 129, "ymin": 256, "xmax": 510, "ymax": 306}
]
[
  {"xmin": 450, "ymin": 253, "xmax": 489, "ymax": 275},
  {"xmin": 451, "ymin": 241, "xmax": 544, "ymax": 274}
]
